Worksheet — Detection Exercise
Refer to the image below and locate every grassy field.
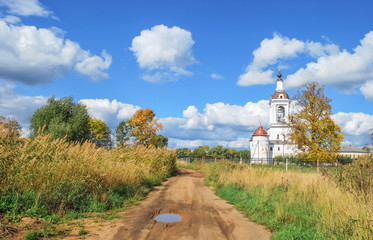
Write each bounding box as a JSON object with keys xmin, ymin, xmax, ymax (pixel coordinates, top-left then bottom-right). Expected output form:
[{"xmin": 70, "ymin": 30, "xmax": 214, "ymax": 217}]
[
  {"xmin": 0, "ymin": 129, "xmax": 176, "ymax": 238},
  {"xmin": 202, "ymin": 159, "xmax": 372, "ymax": 240}
]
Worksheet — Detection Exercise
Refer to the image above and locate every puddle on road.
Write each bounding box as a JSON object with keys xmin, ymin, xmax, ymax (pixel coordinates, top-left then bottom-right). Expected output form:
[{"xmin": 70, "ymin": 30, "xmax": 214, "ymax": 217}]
[{"xmin": 155, "ymin": 214, "xmax": 181, "ymax": 222}]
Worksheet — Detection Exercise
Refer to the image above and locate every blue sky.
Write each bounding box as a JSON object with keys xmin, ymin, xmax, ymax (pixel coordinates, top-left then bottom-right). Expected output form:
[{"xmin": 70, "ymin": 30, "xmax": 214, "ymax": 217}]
[{"xmin": 0, "ymin": 0, "xmax": 372, "ymax": 148}]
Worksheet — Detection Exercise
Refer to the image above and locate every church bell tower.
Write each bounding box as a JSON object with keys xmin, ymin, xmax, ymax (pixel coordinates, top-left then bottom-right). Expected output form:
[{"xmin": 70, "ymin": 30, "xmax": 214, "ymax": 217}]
[{"xmin": 268, "ymin": 72, "xmax": 290, "ymax": 142}]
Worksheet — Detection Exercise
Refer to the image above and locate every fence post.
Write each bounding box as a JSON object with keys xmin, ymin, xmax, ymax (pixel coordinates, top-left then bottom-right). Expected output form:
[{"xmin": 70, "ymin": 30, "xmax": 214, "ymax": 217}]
[{"xmin": 286, "ymin": 158, "xmax": 288, "ymax": 171}]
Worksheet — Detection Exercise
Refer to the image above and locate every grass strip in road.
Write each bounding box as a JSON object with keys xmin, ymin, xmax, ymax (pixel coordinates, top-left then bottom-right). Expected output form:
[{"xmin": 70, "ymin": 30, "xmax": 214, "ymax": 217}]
[{"xmin": 216, "ymin": 186, "xmax": 325, "ymax": 240}]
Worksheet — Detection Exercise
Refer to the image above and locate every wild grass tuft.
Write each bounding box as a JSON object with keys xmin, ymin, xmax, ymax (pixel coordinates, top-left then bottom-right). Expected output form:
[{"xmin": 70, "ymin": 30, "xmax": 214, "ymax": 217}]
[{"xmin": 78, "ymin": 228, "xmax": 88, "ymax": 236}]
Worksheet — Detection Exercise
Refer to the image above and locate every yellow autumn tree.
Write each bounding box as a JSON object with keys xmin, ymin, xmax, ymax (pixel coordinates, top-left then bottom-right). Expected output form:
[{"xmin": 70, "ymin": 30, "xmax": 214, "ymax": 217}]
[
  {"xmin": 126, "ymin": 108, "xmax": 162, "ymax": 147},
  {"xmin": 288, "ymin": 82, "xmax": 343, "ymax": 165},
  {"xmin": 88, "ymin": 118, "xmax": 112, "ymax": 148}
]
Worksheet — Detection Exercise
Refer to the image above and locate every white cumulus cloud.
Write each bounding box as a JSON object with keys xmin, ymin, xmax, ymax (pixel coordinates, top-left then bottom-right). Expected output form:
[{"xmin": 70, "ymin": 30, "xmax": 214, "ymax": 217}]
[
  {"xmin": 75, "ymin": 50, "xmax": 112, "ymax": 81},
  {"xmin": 286, "ymin": 31, "xmax": 373, "ymax": 94},
  {"xmin": 237, "ymin": 32, "xmax": 373, "ymax": 100},
  {"xmin": 333, "ymin": 112, "xmax": 373, "ymax": 136},
  {"xmin": 0, "ymin": 81, "xmax": 47, "ymax": 130},
  {"xmin": 130, "ymin": 24, "xmax": 196, "ymax": 82},
  {"xmin": 360, "ymin": 80, "xmax": 373, "ymax": 100},
  {"xmin": 160, "ymin": 101, "xmax": 270, "ymax": 145},
  {"xmin": 238, "ymin": 34, "xmax": 305, "ymax": 86},
  {"xmin": 306, "ymin": 41, "xmax": 340, "ymax": 58},
  {"xmin": 0, "ymin": 20, "xmax": 112, "ymax": 84},
  {"xmin": 333, "ymin": 112, "xmax": 373, "ymax": 146},
  {"xmin": 250, "ymin": 34, "xmax": 305, "ymax": 69},
  {"xmin": 0, "ymin": 0, "xmax": 53, "ymax": 17},
  {"xmin": 80, "ymin": 99, "xmax": 141, "ymax": 128}
]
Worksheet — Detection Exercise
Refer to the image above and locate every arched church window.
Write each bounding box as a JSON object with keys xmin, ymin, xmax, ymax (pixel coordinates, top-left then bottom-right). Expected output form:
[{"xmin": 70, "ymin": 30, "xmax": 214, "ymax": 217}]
[
  {"xmin": 277, "ymin": 134, "xmax": 279, "ymax": 139},
  {"xmin": 276, "ymin": 106, "xmax": 285, "ymax": 123}
]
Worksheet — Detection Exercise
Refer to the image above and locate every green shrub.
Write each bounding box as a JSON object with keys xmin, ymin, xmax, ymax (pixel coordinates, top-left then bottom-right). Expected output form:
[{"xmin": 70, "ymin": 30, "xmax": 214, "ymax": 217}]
[
  {"xmin": 78, "ymin": 229, "xmax": 88, "ymax": 236},
  {"xmin": 336, "ymin": 155, "xmax": 353, "ymax": 165}
]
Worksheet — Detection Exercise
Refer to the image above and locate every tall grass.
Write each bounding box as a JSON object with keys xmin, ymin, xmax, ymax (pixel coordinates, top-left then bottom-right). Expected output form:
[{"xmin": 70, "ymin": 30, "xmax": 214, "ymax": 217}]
[
  {"xmin": 205, "ymin": 160, "xmax": 372, "ymax": 240},
  {"xmin": 0, "ymin": 127, "xmax": 176, "ymax": 218}
]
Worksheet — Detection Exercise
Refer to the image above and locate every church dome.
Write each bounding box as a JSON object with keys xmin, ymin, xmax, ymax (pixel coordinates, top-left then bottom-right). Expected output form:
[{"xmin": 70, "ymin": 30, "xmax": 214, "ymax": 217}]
[
  {"xmin": 271, "ymin": 91, "xmax": 289, "ymax": 99},
  {"xmin": 252, "ymin": 125, "xmax": 269, "ymax": 136}
]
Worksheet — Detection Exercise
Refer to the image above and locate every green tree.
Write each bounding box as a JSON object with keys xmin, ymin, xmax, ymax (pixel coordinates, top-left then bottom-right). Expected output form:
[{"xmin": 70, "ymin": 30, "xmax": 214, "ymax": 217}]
[
  {"xmin": 88, "ymin": 118, "xmax": 112, "ymax": 147},
  {"xmin": 237, "ymin": 150, "xmax": 250, "ymax": 159},
  {"xmin": 191, "ymin": 145, "xmax": 209, "ymax": 158},
  {"xmin": 228, "ymin": 149, "xmax": 238, "ymax": 159},
  {"xmin": 30, "ymin": 97, "xmax": 90, "ymax": 142},
  {"xmin": 115, "ymin": 121, "xmax": 130, "ymax": 148},
  {"xmin": 288, "ymin": 82, "xmax": 343, "ymax": 165},
  {"xmin": 176, "ymin": 148, "xmax": 192, "ymax": 158},
  {"xmin": 156, "ymin": 134, "xmax": 168, "ymax": 148},
  {"xmin": 208, "ymin": 145, "xmax": 224, "ymax": 158},
  {"xmin": 221, "ymin": 147, "xmax": 233, "ymax": 159},
  {"xmin": 126, "ymin": 108, "xmax": 162, "ymax": 147}
]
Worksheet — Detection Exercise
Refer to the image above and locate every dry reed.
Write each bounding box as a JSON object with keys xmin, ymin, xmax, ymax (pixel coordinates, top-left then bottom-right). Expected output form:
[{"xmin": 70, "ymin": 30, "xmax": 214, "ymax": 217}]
[
  {"xmin": 0, "ymin": 130, "xmax": 176, "ymax": 215},
  {"xmin": 207, "ymin": 160, "xmax": 372, "ymax": 239}
]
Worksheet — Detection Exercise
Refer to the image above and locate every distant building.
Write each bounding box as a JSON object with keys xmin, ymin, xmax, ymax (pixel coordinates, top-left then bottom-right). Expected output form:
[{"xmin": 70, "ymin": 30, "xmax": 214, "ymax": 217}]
[
  {"xmin": 338, "ymin": 146, "xmax": 370, "ymax": 159},
  {"xmin": 250, "ymin": 72, "xmax": 299, "ymax": 164}
]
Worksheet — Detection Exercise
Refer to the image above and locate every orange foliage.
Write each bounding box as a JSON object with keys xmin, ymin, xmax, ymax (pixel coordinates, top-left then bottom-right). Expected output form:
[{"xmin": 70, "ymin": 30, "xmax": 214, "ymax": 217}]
[{"xmin": 126, "ymin": 108, "xmax": 162, "ymax": 147}]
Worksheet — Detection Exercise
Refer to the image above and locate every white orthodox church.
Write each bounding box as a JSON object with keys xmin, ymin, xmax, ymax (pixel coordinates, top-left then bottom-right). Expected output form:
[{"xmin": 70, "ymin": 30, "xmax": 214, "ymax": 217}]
[{"xmin": 249, "ymin": 72, "xmax": 299, "ymax": 164}]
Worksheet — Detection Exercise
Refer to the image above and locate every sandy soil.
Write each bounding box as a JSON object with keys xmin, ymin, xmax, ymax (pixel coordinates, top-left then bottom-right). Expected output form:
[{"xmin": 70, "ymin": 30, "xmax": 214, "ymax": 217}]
[{"xmin": 85, "ymin": 168, "xmax": 271, "ymax": 240}]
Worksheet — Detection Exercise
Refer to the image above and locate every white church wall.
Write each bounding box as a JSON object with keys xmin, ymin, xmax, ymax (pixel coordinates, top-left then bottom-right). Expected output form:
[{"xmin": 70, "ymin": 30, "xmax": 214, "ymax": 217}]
[
  {"xmin": 271, "ymin": 142, "xmax": 298, "ymax": 158},
  {"xmin": 250, "ymin": 136, "xmax": 271, "ymax": 164}
]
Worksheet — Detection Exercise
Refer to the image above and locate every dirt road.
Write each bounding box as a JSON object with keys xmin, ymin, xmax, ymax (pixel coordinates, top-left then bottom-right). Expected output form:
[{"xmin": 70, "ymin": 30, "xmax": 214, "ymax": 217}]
[{"xmin": 88, "ymin": 169, "xmax": 271, "ymax": 240}]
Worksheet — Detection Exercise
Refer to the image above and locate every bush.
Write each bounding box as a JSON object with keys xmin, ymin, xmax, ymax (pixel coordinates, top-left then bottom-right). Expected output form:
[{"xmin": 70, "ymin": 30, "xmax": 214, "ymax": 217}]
[
  {"xmin": 332, "ymin": 156, "xmax": 372, "ymax": 202},
  {"xmin": 336, "ymin": 155, "xmax": 353, "ymax": 165}
]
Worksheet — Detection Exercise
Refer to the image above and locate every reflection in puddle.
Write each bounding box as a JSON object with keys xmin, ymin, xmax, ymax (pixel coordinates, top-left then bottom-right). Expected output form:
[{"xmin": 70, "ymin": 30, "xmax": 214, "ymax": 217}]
[{"xmin": 155, "ymin": 214, "xmax": 181, "ymax": 222}]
